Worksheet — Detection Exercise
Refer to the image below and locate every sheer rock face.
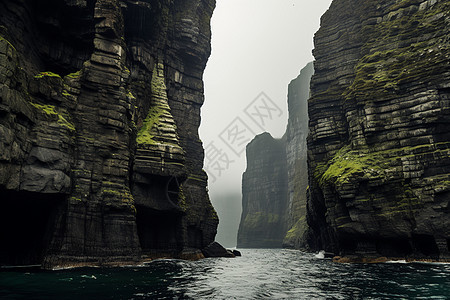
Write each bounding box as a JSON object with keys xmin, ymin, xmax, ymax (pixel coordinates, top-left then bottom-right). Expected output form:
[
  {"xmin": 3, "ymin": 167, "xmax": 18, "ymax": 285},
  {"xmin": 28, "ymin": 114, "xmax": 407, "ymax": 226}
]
[
  {"xmin": 307, "ymin": 0, "xmax": 450, "ymax": 260},
  {"xmin": 283, "ymin": 62, "xmax": 314, "ymax": 249},
  {"xmin": 0, "ymin": 0, "xmax": 217, "ymax": 269},
  {"xmin": 237, "ymin": 133, "xmax": 288, "ymax": 248},
  {"xmin": 237, "ymin": 64, "xmax": 314, "ymax": 249}
]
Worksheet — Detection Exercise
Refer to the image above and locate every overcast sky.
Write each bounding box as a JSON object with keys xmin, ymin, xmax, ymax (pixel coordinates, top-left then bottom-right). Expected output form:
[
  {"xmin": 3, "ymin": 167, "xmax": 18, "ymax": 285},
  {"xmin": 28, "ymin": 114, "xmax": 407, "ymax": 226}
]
[{"xmin": 200, "ymin": 0, "xmax": 333, "ymax": 202}]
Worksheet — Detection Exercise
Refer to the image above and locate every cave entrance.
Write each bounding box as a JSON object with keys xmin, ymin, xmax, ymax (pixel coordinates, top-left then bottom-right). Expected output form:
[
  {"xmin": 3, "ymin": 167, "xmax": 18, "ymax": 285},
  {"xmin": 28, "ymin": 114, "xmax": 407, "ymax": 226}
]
[
  {"xmin": 376, "ymin": 238, "xmax": 413, "ymax": 257},
  {"xmin": 0, "ymin": 189, "xmax": 63, "ymax": 267},
  {"xmin": 136, "ymin": 206, "xmax": 182, "ymax": 255},
  {"xmin": 412, "ymin": 234, "xmax": 440, "ymax": 258}
]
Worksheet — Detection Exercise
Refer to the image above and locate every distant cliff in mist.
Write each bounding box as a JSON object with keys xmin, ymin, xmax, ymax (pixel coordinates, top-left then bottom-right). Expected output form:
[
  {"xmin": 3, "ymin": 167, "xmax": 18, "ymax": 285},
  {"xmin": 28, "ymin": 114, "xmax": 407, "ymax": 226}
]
[
  {"xmin": 237, "ymin": 133, "xmax": 288, "ymax": 248},
  {"xmin": 283, "ymin": 62, "xmax": 314, "ymax": 249},
  {"xmin": 237, "ymin": 63, "xmax": 313, "ymax": 248},
  {"xmin": 239, "ymin": 0, "xmax": 449, "ymax": 262}
]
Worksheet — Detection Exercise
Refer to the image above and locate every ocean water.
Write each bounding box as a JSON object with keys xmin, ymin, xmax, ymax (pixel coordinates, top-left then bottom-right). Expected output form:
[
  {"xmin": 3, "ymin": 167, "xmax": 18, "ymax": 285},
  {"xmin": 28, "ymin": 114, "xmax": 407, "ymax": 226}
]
[{"xmin": 1, "ymin": 249, "xmax": 449, "ymax": 299}]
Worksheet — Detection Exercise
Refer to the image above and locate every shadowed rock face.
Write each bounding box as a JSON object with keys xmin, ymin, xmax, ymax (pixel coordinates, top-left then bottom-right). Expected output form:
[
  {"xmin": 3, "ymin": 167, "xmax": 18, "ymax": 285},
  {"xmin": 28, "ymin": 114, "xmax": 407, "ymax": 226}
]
[
  {"xmin": 237, "ymin": 133, "xmax": 288, "ymax": 248},
  {"xmin": 307, "ymin": 0, "xmax": 450, "ymax": 260},
  {"xmin": 0, "ymin": 0, "xmax": 217, "ymax": 269}
]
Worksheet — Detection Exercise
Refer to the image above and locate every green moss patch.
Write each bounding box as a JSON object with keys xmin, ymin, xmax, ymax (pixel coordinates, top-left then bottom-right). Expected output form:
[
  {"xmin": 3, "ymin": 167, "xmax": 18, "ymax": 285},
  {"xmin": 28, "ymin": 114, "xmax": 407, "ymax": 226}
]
[
  {"xmin": 317, "ymin": 145, "xmax": 384, "ymax": 186},
  {"xmin": 136, "ymin": 62, "xmax": 180, "ymax": 147},
  {"xmin": 344, "ymin": 0, "xmax": 449, "ymax": 101},
  {"xmin": 30, "ymin": 103, "xmax": 75, "ymax": 131},
  {"xmin": 284, "ymin": 216, "xmax": 307, "ymax": 241},
  {"xmin": 243, "ymin": 212, "xmax": 280, "ymax": 230},
  {"xmin": 0, "ymin": 35, "xmax": 16, "ymax": 51},
  {"xmin": 66, "ymin": 70, "xmax": 81, "ymax": 79},
  {"xmin": 316, "ymin": 143, "xmax": 449, "ymax": 187},
  {"xmin": 102, "ymin": 188, "xmax": 134, "ymax": 203},
  {"xmin": 34, "ymin": 71, "xmax": 62, "ymax": 79},
  {"xmin": 136, "ymin": 105, "xmax": 164, "ymax": 145}
]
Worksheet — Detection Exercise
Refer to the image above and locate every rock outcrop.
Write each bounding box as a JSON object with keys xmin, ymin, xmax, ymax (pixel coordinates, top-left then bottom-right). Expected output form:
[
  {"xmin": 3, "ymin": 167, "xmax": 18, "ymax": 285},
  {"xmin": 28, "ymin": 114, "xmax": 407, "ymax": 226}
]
[
  {"xmin": 307, "ymin": 0, "xmax": 450, "ymax": 260},
  {"xmin": 283, "ymin": 62, "xmax": 314, "ymax": 249},
  {"xmin": 201, "ymin": 241, "xmax": 235, "ymax": 258},
  {"xmin": 237, "ymin": 133, "xmax": 288, "ymax": 248},
  {"xmin": 0, "ymin": 0, "xmax": 218, "ymax": 269}
]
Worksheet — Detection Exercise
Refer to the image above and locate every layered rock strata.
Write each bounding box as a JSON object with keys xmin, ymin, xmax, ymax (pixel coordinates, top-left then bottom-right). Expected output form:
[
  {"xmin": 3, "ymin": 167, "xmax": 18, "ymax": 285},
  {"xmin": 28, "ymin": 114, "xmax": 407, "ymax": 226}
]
[
  {"xmin": 307, "ymin": 0, "xmax": 450, "ymax": 260},
  {"xmin": 0, "ymin": 0, "xmax": 217, "ymax": 269},
  {"xmin": 237, "ymin": 133, "xmax": 288, "ymax": 248},
  {"xmin": 283, "ymin": 62, "xmax": 314, "ymax": 249}
]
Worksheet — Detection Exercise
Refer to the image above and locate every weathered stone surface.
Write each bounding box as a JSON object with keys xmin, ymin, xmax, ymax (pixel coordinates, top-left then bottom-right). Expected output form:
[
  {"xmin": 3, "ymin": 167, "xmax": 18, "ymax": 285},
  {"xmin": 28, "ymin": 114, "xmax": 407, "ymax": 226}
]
[
  {"xmin": 0, "ymin": 0, "xmax": 218, "ymax": 269},
  {"xmin": 282, "ymin": 62, "xmax": 314, "ymax": 249},
  {"xmin": 237, "ymin": 133, "xmax": 288, "ymax": 248},
  {"xmin": 307, "ymin": 0, "xmax": 450, "ymax": 261}
]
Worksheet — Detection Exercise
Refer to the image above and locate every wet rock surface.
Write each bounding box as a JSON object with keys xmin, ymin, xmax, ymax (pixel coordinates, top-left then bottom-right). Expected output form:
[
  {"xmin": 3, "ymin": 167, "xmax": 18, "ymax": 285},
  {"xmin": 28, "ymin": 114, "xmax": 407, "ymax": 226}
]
[
  {"xmin": 0, "ymin": 0, "xmax": 217, "ymax": 269},
  {"xmin": 306, "ymin": 0, "xmax": 450, "ymax": 261}
]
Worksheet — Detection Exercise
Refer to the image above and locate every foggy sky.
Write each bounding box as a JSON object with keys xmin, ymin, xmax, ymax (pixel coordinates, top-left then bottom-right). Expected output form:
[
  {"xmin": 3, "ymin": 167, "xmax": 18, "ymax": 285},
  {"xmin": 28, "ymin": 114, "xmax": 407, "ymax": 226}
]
[
  {"xmin": 200, "ymin": 0, "xmax": 332, "ymax": 195},
  {"xmin": 199, "ymin": 1, "xmax": 332, "ymax": 244}
]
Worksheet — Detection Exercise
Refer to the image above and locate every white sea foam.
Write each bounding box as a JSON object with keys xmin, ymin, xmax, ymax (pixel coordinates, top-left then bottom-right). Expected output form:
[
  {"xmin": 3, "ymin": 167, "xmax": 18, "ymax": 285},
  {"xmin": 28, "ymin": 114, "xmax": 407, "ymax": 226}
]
[
  {"xmin": 314, "ymin": 250, "xmax": 325, "ymax": 259},
  {"xmin": 385, "ymin": 260, "xmax": 407, "ymax": 264}
]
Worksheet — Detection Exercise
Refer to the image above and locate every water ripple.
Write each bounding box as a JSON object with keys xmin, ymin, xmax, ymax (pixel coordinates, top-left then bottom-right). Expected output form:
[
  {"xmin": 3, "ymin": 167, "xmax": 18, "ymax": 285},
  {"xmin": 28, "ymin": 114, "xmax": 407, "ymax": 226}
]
[{"xmin": 1, "ymin": 249, "xmax": 449, "ymax": 299}]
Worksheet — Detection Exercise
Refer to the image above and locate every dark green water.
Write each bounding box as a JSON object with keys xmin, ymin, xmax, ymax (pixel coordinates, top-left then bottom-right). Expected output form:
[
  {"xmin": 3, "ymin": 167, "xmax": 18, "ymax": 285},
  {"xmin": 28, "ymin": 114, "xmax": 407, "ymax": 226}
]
[{"xmin": 1, "ymin": 249, "xmax": 449, "ymax": 299}]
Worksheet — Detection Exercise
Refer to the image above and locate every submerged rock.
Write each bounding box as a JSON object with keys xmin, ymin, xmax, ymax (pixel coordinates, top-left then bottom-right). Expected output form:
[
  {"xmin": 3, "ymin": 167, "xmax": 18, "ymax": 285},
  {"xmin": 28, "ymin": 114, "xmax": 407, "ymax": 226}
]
[{"xmin": 0, "ymin": 0, "xmax": 218, "ymax": 269}]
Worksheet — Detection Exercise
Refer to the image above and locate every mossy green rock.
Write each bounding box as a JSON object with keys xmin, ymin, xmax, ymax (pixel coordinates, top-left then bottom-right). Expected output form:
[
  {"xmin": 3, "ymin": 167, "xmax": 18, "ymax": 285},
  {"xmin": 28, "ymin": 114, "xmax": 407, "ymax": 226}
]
[
  {"xmin": 307, "ymin": 0, "xmax": 450, "ymax": 260},
  {"xmin": 0, "ymin": 0, "xmax": 217, "ymax": 269}
]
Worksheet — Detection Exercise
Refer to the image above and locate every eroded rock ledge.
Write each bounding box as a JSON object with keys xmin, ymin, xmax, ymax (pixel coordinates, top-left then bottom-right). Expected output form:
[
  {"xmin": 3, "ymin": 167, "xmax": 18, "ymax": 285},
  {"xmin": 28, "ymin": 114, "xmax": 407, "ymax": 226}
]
[
  {"xmin": 307, "ymin": 0, "xmax": 450, "ymax": 261},
  {"xmin": 0, "ymin": 0, "xmax": 218, "ymax": 269}
]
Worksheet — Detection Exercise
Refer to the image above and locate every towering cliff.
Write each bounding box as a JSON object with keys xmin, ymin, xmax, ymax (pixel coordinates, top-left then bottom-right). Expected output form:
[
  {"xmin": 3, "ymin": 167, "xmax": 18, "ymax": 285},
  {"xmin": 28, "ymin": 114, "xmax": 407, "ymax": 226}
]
[
  {"xmin": 0, "ymin": 0, "xmax": 218, "ymax": 269},
  {"xmin": 237, "ymin": 133, "xmax": 288, "ymax": 248},
  {"xmin": 307, "ymin": 0, "xmax": 450, "ymax": 261},
  {"xmin": 237, "ymin": 63, "xmax": 313, "ymax": 249},
  {"xmin": 283, "ymin": 62, "xmax": 314, "ymax": 249}
]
